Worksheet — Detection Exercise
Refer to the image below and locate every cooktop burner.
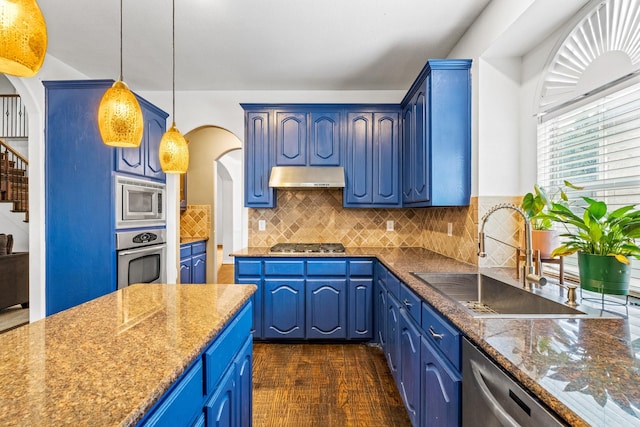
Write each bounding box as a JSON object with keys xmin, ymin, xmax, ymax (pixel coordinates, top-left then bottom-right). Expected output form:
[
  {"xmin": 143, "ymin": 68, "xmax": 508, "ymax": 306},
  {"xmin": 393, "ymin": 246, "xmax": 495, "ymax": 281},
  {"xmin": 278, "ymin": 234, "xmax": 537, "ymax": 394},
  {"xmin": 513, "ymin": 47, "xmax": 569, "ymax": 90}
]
[{"xmin": 269, "ymin": 243, "xmax": 346, "ymax": 254}]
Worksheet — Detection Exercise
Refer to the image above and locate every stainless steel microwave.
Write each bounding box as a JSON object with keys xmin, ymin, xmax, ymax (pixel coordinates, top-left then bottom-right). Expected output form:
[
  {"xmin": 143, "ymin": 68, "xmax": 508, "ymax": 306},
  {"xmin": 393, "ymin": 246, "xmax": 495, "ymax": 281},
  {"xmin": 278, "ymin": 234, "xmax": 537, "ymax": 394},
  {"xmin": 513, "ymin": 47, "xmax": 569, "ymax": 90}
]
[{"xmin": 115, "ymin": 175, "xmax": 166, "ymax": 229}]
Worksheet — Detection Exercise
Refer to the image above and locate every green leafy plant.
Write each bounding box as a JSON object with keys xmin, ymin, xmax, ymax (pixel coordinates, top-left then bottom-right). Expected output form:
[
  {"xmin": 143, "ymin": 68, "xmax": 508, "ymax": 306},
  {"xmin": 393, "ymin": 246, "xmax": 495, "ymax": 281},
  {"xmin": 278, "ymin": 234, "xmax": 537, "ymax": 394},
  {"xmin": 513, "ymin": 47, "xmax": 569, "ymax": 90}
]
[
  {"xmin": 521, "ymin": 181, "xmax": 579, "ymax": 230},
  {"xmin": 544, "ymin": 197, "xmax": 640, "ymax": 264}
]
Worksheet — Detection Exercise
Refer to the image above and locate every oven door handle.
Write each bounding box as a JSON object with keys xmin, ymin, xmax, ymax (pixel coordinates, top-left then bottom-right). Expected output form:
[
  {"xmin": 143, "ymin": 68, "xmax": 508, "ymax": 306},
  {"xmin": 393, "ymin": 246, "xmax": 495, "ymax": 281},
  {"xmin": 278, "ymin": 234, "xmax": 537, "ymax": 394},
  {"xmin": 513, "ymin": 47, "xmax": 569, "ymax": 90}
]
[{"xmin": 117, "ymin": 246, "xmax": 164, "ymax": 257}]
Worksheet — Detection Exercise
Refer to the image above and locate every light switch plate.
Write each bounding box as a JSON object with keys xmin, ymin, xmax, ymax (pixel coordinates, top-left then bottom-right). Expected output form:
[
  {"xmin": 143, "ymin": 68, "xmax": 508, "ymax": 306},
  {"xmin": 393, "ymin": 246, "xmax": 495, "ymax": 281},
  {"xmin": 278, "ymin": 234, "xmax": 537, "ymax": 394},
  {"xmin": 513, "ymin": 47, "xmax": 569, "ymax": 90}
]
[
  {"xmin": 258, "ymin": 219, "xmax": 266, "ymax": 231},
  {"xmin": 387, "ymin": 220, "xmax": 394, "ymax": 231},
  {"xmin": 447, "ymin": 222, "xmax": 453, "ymax": 237}
]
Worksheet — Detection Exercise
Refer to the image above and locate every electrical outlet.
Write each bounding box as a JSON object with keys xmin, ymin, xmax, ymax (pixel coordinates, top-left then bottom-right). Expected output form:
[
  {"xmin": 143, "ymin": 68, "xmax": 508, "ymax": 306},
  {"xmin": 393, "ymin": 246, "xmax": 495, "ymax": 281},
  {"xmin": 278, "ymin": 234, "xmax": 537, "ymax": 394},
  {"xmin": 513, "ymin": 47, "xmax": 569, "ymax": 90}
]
[
  {"xmin": 387, "ymin": 220, "xmax": 394, "ymax": 231},
  {"xmin": 447, "ymin": 222, "xmax": 453, "ymax": 237},
  {"xmin": 258, "ymin": 220, "xmax": 266, "ymax": 231}
]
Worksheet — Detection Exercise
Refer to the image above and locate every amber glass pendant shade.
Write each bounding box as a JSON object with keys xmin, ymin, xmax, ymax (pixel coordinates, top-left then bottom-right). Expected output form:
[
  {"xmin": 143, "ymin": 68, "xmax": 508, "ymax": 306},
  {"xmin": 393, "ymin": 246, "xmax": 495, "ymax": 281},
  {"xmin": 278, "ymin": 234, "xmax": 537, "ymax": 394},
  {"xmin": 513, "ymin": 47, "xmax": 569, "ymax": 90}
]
[
  {"xmin": 98, "ymin": 80, "xmax": 144, "ymax": 148},
  {"xmin": 159, "ymin": 122, "xmax": 189, "ymax": 174},
  {"xmin": 0, "ymin": 0, "xmax": 48, "ymax": 77}
]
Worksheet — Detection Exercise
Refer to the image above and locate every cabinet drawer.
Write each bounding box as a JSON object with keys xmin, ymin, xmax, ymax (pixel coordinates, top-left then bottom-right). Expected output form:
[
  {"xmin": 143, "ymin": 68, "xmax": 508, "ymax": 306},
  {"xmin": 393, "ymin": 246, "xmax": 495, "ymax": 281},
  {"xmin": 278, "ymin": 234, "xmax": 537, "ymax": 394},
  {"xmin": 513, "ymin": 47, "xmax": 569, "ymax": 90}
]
[
  {"xmin": 307, "ymin": 260, "xmax": 347, "ymax": 276},
  {"xmin": 191, "ymin": 241, "xmax": 206, "ymax": 255},
  {"xmin": 204, "ymin": 303, "xmax": 252, "ymax": 394},
  {"xmin": 421, "ymin": 302, "xmax": 461, "ymax": 370},
  {"xmin": 236, "ymin": 259, "xmax": 262, "ymax": 276},
  {"xmin": 264, "ymin": 260, "xmax": 305, "ymax": 276},
  {"xmin": 400, "ymin": 282, "xmax": 421, "ymax": 324},
  {"xmin": 386, "ymin": 272, "xmax": 401, "ymax": 300},
  {"xmin": 180, "ymin": 245, "xmax": 191, "ymax": 259},
  {"xmin": 350, "ymin": 260, "xmax": 374, "ymax": 277}
]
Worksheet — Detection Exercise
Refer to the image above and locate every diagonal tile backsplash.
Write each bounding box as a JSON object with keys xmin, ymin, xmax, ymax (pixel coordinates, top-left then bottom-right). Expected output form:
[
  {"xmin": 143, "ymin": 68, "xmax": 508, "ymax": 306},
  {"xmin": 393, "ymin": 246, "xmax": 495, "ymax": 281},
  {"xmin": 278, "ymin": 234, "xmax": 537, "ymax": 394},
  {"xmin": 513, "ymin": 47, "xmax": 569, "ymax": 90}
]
[{"xmin": 248, "ymin": 190, "xmax": 521, "ymax": 268}]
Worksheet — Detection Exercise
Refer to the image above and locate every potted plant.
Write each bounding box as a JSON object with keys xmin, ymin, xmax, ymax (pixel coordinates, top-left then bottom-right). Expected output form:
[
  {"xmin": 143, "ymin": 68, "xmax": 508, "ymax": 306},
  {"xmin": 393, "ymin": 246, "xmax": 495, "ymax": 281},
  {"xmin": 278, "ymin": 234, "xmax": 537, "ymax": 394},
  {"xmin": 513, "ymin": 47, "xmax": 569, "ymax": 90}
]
[
  {"xmin": 545, "ymin": 197, "xmax": 640, "ymax": 295},
  {"xmin": 521, "ymin": 181, "xmax": 578, "ymax": 258}
]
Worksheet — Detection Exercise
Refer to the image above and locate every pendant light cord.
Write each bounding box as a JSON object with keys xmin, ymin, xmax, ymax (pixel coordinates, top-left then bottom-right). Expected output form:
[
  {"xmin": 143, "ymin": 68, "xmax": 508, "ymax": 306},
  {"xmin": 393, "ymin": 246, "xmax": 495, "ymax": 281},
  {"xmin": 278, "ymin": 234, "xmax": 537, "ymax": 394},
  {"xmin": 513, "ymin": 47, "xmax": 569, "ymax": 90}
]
[
  {"xmin": 119, "ymin": 0, "xmax": 123, "ymax": 81},
  {"xmin": 172, "ymin": 0, "xmax": 176, "ymax": 123}
]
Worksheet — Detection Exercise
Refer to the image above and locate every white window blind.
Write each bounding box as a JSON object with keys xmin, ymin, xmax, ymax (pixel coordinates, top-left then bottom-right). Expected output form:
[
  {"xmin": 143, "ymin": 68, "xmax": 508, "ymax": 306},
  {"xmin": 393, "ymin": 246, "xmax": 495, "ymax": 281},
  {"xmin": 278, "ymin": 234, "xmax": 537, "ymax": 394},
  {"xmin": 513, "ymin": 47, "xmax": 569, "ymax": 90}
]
[{"xmin": 537, "ymin": 80, "xmax": 640, "ymax": 294}]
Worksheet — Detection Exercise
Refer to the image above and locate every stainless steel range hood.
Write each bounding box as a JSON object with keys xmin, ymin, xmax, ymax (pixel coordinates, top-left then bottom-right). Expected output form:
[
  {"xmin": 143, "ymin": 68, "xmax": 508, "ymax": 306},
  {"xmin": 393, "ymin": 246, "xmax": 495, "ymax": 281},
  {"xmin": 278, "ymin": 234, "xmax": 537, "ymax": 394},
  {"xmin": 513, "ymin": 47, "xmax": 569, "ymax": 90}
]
[{"xmin": 268, "ymin": 166, "xmax": 345, "ymax": 188}]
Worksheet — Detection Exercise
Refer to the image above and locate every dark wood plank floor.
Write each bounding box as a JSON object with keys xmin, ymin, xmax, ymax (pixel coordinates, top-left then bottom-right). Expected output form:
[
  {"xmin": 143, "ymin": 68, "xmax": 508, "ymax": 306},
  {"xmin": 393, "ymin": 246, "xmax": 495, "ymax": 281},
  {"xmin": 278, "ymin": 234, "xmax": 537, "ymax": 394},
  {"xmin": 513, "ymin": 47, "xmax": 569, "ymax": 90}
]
[{"xmin": 253, "ymin": 342, "xmax": 411, "ymax": 427}]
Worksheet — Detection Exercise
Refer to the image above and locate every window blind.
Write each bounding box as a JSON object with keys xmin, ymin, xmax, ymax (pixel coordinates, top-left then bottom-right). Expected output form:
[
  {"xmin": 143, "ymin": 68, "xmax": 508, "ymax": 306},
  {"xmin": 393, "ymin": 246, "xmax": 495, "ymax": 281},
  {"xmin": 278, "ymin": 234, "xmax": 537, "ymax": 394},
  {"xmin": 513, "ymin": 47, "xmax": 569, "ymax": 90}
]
[{"xmin": 537, "ymin": 81, "xmax": 640, "ymax": 294}]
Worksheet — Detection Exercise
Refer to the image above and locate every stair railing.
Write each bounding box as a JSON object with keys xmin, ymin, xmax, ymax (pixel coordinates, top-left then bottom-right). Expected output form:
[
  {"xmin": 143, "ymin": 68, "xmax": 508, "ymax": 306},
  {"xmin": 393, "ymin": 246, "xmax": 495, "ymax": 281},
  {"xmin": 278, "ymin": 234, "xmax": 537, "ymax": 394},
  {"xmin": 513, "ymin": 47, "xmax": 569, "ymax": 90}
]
[
  {"xmin": 0, "ymin": 95, "xmax": 28, "ymax": 139},
  {"xmin": 0, "ymin": 139, "xmax": 29, "ymax": 217}
]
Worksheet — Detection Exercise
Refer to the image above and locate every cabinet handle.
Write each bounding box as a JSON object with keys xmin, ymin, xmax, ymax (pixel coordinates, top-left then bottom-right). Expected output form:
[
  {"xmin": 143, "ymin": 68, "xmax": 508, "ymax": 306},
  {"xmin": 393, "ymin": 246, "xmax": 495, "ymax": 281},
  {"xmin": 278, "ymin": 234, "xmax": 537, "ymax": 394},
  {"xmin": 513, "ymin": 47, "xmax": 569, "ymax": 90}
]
[
  {"xmin": 429, "ymin": 327, "xmax": 444, "ymax": 340},
  {"xmin": 403, "ymin": 299, "xmax": 412, "ymax": 308}
]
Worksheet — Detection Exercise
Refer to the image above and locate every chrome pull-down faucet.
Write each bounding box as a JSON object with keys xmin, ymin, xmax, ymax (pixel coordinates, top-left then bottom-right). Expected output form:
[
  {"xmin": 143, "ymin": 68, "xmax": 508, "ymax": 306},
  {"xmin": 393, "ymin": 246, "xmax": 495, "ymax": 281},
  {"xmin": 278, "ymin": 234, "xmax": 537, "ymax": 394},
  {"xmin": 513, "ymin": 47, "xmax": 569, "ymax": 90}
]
[{"xmin": 478, "ymin": 203, "xmax": 547, "ymax": 290}]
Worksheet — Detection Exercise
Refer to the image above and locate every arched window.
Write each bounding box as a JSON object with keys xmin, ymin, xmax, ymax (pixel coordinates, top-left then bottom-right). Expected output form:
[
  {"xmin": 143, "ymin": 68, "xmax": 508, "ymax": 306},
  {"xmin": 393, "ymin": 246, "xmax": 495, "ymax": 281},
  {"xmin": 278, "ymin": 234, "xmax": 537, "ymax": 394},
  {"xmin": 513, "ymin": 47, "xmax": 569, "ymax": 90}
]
[{"xmin": 536, "ymin": 0, "xmax": 640, "ymax": 294}]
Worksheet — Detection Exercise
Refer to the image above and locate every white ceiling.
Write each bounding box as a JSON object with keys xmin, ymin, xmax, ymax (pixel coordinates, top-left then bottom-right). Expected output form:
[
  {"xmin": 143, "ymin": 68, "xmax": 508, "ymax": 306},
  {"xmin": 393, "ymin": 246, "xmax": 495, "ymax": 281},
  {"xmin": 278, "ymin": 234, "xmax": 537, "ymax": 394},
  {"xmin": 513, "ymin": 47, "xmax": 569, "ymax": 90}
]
[{"xmin": 38, "ymin": 0, "xmax": 492, "ymax": 91}]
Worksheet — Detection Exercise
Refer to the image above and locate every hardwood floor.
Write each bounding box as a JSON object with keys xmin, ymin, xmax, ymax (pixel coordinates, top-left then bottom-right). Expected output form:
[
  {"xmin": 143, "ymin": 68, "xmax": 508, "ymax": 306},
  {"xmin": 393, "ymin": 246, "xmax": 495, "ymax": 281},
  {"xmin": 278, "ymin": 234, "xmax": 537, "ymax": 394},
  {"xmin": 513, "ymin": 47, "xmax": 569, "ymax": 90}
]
[
  {"xmin": 253, "ymin": 342, "xmax": 411, "ymax": 427},
  {"xmin": 0, "ymin": 304, "xmax": 29, "ymax": 333}
]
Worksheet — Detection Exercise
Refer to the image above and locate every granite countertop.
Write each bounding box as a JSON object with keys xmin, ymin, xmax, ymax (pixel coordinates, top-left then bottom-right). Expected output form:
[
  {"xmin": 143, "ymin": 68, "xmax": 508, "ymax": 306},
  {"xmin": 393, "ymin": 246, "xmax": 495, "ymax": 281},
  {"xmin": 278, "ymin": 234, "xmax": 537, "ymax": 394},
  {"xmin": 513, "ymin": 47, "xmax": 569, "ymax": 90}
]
[
  {"xmin": 234, "ymin": 247, "xmax": 640, "ymax": 426},
  {"xmin": 0, "ymin": 283, "xmax": 256, "ymax": 426}
]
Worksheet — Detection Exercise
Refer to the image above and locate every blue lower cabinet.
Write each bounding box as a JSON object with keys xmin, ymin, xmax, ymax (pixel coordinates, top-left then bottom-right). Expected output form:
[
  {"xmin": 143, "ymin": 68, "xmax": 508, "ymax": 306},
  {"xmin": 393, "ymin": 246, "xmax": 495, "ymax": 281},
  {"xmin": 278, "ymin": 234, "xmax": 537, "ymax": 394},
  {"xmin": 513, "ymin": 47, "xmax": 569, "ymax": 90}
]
[
  {"xmin": 206, "ymin": 365, "xmax": 236, "ymax": 427},
  {"xmin": 180, "ymin": 241, "xmax": 207, "ymax": 284},
  {"xmin": 420, "ymin": 337, "xmax": 461, "ymax": 427},
  {"xmin": 349, "ymin": 278, "xmax": 372, "ymax": 339},
  {"xmin": 306, "ymin": 279, "xmax": 347, "ymax": 339},
  {"xmin": 375, "ymin": 279, "xmax": 388, "ymax": 347},
  {"xmin": 235, "ymin": 337, "xmax": 253, "ymax": 427},
  {"xmin": 236, "ymin": 277, "xmax": 263, "ymax": 338},
  {"xmin": 400, "ymin": 308, "xmax": 421, "ymax": 426},
  {"xmin": 264, "ymin": 279, "xmax": 305, "ymax": 339},
  {"xmin": 386, "ymin": 292, "xmax": 401, "ymax": 383}
]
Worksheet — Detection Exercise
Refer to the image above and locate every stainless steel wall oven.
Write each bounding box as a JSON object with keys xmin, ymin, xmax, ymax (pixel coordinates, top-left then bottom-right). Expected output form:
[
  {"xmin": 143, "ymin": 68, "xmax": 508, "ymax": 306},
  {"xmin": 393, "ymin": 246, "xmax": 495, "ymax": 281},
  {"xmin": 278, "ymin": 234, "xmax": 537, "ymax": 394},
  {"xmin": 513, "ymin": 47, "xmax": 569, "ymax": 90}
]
[{"xmin": 116, "ymin": 229, "xmax": 167, "ymax": 289}]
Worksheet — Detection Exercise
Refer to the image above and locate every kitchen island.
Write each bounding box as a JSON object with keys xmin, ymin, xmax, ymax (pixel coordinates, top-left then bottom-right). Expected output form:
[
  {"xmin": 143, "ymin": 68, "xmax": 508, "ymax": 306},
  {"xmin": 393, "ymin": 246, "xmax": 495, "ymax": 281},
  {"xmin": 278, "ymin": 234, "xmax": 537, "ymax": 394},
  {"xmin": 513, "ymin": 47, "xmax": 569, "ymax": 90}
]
[
  {"xmin": 234, "ymin": 246, "xmax": 640, "ymax": 426},
  {"xmin": 0, "ymin": 283, "xmax": 256, "ymax": 426}
]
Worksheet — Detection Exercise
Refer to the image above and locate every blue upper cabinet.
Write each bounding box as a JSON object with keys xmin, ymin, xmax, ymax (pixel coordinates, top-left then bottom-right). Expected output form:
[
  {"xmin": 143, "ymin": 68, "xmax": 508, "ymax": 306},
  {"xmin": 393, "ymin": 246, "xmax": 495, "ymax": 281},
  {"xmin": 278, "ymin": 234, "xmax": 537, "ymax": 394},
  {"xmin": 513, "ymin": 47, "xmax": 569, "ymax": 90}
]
[
  {"xmin": 244, "ymin": 110, "xmax": 274, "ymax": 207},
  {"xmin": 43, "ymin": 80, "xmax": 168, "ymax": 316},
  {"xmin": 402, "ymin": 59, "xmax": 472, "ymax": 206},
  {"xmin": 275, "ymin": 111, "xmax": 307, "ymax": 166},
  {"xmin": 115, "ymin": 96, "xmax": 168, "ymax": 182},
  {"xmin": 309, "ymin": 111, "xmax": 341, "ymax": 166},
  {"xmin": 344, "ymin": 108, "xmax": 401, "ymax": 207}
]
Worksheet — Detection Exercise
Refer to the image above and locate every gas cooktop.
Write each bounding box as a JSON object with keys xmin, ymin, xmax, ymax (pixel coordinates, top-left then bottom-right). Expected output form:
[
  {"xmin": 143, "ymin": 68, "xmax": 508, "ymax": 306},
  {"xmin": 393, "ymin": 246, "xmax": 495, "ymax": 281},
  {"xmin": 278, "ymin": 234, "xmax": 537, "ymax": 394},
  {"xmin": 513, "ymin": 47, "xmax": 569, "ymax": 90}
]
[{"xmin": 269, "ymin": 243, "xmax": 346, "ymax": 254}]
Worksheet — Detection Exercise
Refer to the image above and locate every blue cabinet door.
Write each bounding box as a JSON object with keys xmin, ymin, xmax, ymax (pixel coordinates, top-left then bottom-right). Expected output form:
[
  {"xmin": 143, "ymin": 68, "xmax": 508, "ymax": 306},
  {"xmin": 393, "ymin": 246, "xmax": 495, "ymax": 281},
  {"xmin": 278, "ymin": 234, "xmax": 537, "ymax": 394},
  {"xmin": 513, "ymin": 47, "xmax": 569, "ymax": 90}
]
[
  {"xmin": 386, "ymin": 293, "xmax": 401, "ymax": 383},
  {"xmin": 236, "ymin": 277, "xmax": 263, "ymax": 339},
  {"xmin": 275, "ymin": 111, "xmax": 307, "ymax": 166},
  {"xmin": 345, "ymin": 112, "xmax": 373, "ymax": 205},
  {"xmin": 309, "ymin": 111, "xmax": 341, "ymax": 166},
  {"xmin": 206, "ymin": 364, "xmax": 236, "ymax": 427},
  {"xmin": 349, "ymin": 278, "xmax": 372, "ymax": 339},
  {"xmin": 244, "ymin": 111, "xmax": 274, "ymax": 207},
  {"xmin": 180, "ymin": 259, "xmax": 191, "ymax": 284},
  {"xmin": 376, "ymin": 278, "xmax": 388, "ymax": 347},
  {"xmin": 412, "ymin": 90, "xmax": 428, "ymax": 203},
  {"xmin": 264, "ymin": 279, "xmax": 305, "ymax": 339},
  {"xmin": 192, "ymin": 253, "xmax": 206, "ymax": 284},
  {"xmin": 401, "ymin": 102, "xmax": 414, "ymax": 202},
  {"xmin": 400, "ymin": 308, "xmax": 421, "ymax": 426},
  {"xmin": 372, "ymin": 112, "xmax": 400, "ymax": 205},
  {"xmin": 420, "ymin": 337, "xmax": 461, "ymax": 427},
  {"xmin": 235, "ymin": 336, "xmax": 253, "ymax": 427},
  {"xmin": 306, "ymin": 279, "xmax": 347, "ymax": 339}
]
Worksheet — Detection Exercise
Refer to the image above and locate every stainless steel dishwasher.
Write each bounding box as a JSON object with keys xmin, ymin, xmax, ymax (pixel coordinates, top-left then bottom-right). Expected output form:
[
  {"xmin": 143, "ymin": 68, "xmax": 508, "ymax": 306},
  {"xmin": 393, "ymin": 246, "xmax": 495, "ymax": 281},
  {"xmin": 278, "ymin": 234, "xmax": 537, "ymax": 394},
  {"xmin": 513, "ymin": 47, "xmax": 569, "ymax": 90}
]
[{"xmin": 462, "ymin": 338, "xmax": 567, "ymax": 426}]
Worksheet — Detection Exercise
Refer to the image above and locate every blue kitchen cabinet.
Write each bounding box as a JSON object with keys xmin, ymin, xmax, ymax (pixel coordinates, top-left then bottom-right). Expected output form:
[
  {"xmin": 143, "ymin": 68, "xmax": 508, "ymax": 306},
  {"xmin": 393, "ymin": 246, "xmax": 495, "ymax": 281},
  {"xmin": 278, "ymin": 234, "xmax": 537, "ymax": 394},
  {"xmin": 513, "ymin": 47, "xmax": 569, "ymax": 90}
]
[
  {"xmin": 344, "ymin": 109, "xmax": 401, "ymax": 207},
  {"xmin": 115, "ymin": 97, "xmax": 168, "ymax": 181},
  {"xmin": 244, "ymin": 110, "xmax": 274, "ymax": 207},
  {"xmin": 264, "ymin": 278, "xmax": 306, "ymax": 339},
  {"xmin": 306, "ymin": 279, "xmax": 347, "ymax": 339},
  {"xmin": 309, "ymin": 111, "xmax": 341, "ymax": 166},
  {"xmin": 375, "ymin": 264, "xmax": 388, "ymax": 347},
  {"xmin": 139, "ymin": 302, "xmax": 253, "ymax": 427},
  {"xmin": 386, "ymin": 292, "xmax": 401, "ymax": 383},
  {"xmin": 44, "ymin": 80, "xmax": 167, "ymax": 316},
  {"xmin": 400, "ymin": 305, "xmax": 422, "ymax": 426},
  {"xmin": 349, "ymin": 278, "xmax": 373, "ymax": 339},
  {"xmin": 420, "ymin": 337, "xmax": 461, "ymax": 427},
  {"xmin": 234, "ymin": 259, "xmax": 264, "ymax": 338},
  {"xmin": 275, "ymin": 111, "xmax": 307, "ymax": 166},
  {"xmin": 180, "ymin": 241, "xmax": 207, "ymax": 284},
  {"xmin": 401, "ymin": 59, "xmax": 472, "ymax": 206}
]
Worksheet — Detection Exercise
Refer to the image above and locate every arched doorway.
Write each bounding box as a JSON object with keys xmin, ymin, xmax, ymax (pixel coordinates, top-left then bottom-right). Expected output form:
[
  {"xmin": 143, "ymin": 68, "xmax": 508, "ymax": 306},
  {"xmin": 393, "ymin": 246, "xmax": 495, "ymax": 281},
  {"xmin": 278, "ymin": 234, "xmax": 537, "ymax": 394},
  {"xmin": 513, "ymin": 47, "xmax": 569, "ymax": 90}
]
[{"xmin": 183, "ymin": 125, "xmax": 245, "ymax": 283}]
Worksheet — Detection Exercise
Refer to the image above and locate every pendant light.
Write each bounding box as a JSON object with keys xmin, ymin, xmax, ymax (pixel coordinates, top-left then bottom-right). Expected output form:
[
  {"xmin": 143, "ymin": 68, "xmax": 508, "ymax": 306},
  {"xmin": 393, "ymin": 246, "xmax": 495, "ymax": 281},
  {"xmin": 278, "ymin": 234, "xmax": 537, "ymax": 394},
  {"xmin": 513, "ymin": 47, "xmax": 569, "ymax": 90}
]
[
  {"xmin": 0, "ymin": 0, "xmax": 47, "ymax": 77},
  {"xmin": 158, "ymin": 0, "xmax": 188, "ymax": 174},
  {"xmin": 97, "ymin": 0, "xmax": 143, "ymax": 148}
]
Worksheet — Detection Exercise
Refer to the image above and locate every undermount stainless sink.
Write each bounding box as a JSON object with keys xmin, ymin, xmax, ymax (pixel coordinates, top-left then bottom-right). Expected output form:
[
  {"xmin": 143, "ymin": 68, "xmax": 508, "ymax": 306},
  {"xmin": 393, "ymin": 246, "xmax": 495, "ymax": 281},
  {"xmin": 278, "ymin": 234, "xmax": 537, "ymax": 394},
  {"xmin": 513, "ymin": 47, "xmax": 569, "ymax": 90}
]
[{"xmin": 412, "ymin": 272, "xmax": 617, "ymax": 319}]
